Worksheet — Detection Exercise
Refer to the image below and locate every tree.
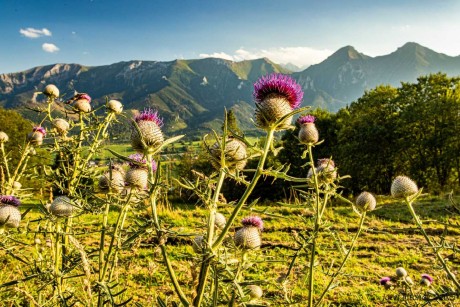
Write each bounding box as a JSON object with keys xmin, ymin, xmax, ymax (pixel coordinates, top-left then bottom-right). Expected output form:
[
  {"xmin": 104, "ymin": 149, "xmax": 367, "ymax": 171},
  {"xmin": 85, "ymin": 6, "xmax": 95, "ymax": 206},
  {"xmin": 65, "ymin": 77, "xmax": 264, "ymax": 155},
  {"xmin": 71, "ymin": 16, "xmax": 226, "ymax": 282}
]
[
  {"xmin": 396, "ymin": 73, "xmax": 460, "ymax": 191},
  {"xmin": 335, "ymin": 85, "xmax": 400, "ymax": 194}
]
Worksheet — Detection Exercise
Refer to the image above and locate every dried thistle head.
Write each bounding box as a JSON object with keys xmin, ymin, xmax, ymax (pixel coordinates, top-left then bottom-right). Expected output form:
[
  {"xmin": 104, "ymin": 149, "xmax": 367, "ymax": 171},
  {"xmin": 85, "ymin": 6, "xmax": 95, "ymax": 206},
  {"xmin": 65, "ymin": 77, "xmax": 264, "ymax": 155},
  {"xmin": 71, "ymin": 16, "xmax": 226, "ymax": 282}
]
[
  {"xmin": 50, "ymin": 196, "xmax": 75, "ymax": 217},
  {"xmin": 355, "ymin": 192, "xmax": 376, "ymax": 212}
]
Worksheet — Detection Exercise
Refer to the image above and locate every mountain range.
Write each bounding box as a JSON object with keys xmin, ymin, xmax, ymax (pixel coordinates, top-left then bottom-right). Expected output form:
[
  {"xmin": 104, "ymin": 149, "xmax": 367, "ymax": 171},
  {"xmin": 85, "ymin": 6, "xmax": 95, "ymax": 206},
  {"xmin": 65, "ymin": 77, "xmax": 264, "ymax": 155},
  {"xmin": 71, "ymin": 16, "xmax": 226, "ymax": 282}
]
[{"xmin": 1, "ymin": 42, "xmax": 460, "ymax": 135}]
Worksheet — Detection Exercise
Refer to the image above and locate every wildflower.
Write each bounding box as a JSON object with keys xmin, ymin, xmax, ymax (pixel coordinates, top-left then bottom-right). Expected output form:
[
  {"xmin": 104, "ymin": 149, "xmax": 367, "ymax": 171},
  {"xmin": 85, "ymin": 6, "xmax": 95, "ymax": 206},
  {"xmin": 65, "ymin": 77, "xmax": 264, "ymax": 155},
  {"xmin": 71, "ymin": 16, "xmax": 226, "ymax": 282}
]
[
  {"xmin": 99, "ymin": 164, "xmax": 125, "ymax": 193},
  {"xmin": 210, "ymin": 137, "xmax": 247, "ymax": 171},
  {"xmin": 107, "ymin": 99, "xmax": 123, "ymax": 114},
  {"xmin": 34, "ymin": 238, "xmax": 41, "ymax": 245},
  {"xmin": 355, "ymin": 192, "xmax": 376, "ymax": 212},
  {"xmin": 0, "ymin": 195, "xmax": 21, "ymax": 228},
  {"xmin": 253, "ymin": 73, "xmax": 303, "ymax": 130},
  {"xmin": 235, "ymin": 216, "xmax": 263, "ymax": 249},
  {"xmin": 297, "ymin": 115, "xmax": 319, "ymax": 144},
  {"xmin": 27, "ymin": 126, "xmax": 46, "ymax": 146},
  {"xmin": 0, "ymin": 131, "xmax": 9, "ymax": 143},
  {"xmin": 49, "ymin": 196, "xmax": 74, "ymax": 217},
  {"xmin": 52, "ymin": 118, "xmax": 70, "ymax": 135},
  {"xmin": 43, "ymin": 84, "xmax": 60, "ymax": 99},
  {"xmin": 131, "ymin": 108, "xmax": 164, "ymax": 153},
  {"xmin": 395, "ymin": 267, "xmax": 408, "ymax": 278},
  {"xmin": 420, "ymin": 274, "xmax": 433, "ymax": 286},
  {"xmin": 214, "ymin": 212, "xmax": 226, "ymax": 229},
  {"xmin": 125, "ymin": 153, "xmax": 157, "ymax": 189},
  {"xmin": 391, "ymin": 176, "xmax": 418, "ymax": 198},
  {"xmin": 246, "ymin": 285, "xmax": 263, "ymax": 299},
  {"xmin": 380, "ymin": 277, "xmax": 393, "ymax": 290}
]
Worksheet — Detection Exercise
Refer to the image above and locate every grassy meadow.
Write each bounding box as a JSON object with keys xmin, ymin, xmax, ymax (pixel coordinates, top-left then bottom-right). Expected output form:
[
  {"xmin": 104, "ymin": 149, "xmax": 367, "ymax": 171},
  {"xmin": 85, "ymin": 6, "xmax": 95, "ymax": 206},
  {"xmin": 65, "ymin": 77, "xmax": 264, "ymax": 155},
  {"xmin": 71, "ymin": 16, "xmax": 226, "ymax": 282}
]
[{"xmin": 3, "ymin": 191, "xmax": 460, "ymax": 306}]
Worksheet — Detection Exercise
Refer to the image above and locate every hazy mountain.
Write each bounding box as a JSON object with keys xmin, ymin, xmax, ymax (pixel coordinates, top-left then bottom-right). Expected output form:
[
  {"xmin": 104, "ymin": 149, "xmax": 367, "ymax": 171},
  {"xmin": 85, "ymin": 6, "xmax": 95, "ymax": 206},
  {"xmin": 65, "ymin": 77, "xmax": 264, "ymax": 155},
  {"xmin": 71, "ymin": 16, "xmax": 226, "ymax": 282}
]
[{"xmin": 1, "ymin": 42, "xmax": 460, "ymax": 135}]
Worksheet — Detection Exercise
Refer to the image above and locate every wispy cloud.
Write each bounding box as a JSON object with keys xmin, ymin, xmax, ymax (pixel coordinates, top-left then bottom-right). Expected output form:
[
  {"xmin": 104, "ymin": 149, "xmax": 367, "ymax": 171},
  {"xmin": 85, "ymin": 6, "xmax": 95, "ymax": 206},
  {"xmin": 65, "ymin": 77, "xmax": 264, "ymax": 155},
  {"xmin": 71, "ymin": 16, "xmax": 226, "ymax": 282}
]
[
  {"xmin": 42, "ymin": 43, "xmax": 59, "ymax": 53},
  {"xmin": 19, "ymin": 27, "xmax": 52, "ymax": 38},
  {"xmin": 199, "ymin": 46, "xmax": 332, "ymax": 68}
]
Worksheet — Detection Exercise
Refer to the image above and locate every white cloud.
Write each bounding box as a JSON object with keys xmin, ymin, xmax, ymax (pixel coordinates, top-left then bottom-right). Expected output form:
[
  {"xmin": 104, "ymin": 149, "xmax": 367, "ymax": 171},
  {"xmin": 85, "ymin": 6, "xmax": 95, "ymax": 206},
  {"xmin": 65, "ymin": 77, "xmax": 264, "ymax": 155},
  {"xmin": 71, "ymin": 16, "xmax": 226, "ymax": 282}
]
[
  {"xmin": 42, "ymin": 43, "xmax": 60, "ymax": 53},
  {"xmin": 20, "ymin": 27, "xmax": 52, "ymax": 38},
  {"xmin": 199, "ymin": 46, "xmax": 333, "ymax": 68}
]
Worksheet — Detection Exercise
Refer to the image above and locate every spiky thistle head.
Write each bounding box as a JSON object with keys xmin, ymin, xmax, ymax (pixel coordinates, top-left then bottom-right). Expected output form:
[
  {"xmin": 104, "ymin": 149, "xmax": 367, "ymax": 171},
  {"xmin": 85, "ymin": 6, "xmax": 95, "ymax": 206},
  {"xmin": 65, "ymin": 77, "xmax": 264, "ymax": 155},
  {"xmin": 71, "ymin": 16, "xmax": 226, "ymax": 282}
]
[
  {"xmin": 391, "ymin": 176, "xmax": 418, "ymax": 198},
  {"xmin": 107, "ymin": 99, "xmax": 123, "ymax": 114},
  {"xmin": 242, "ymin": 216, "xmax": 263, "ymax": 231},
  {"xmin": 355, "ymin": 192, "xmax": 377, "ymax": 212},
  {"xmin": 253, "ymin": 73, "xmax": 303, "ymax": 109},
  {"xmin": 33, "ymin": 126, "xmax": 46, "ymax": 136},
  {"xmin": 134, "ymin": 108, "xmax": 163, "ymax": 127},
  {"xmin": 297, "ymin": 115, "xmax": 316, "ymax": 124},
  {"xmin": 0, "ymin": 195, "xmax": 21, "ymax": 207},
  {"xmin": 395, "ymin": 267, "xmax": 408, "ymax": 278},
  {"xmin": 380, "ymin": 277, "xmax": 391, "ymax": 286}
]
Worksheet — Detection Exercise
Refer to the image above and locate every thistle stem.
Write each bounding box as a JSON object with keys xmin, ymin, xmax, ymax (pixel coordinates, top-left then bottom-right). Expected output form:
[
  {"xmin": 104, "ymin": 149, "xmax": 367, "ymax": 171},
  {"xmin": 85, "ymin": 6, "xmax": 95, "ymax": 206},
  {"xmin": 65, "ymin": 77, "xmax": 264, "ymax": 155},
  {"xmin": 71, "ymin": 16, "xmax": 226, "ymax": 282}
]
[
  {"xmin": 315, "ymin": 212, "xmax": 367, "ymax": 306},
  {"xmin": 405, "ymin": 198, "xmax": 460, "ymax": 290},
  {"xmin": 0, "ymin": 143, "xmax": 11, "ymax": 181},
  {"xmin": 307, "ymin": 144, "xmax": 321, "ymax": 307}
]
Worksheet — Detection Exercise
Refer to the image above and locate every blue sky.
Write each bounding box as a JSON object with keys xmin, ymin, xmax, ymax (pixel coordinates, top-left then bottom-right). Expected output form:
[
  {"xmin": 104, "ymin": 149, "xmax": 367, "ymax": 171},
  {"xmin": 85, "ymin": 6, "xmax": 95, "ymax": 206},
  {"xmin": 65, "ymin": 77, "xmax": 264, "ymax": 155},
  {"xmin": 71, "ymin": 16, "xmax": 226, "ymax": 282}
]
[{"xmin": 1, "ymin": 0, "xmax": 460, "ymax": 73}]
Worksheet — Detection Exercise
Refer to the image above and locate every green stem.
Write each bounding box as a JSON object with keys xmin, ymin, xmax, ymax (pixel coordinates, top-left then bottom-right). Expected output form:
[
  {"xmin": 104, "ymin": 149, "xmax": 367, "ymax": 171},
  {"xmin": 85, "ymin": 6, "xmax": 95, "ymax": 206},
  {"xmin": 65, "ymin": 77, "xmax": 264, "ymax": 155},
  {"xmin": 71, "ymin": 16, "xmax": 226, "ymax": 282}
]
[
  {"xmin": 194, "ymin": 169, "xmax": 226, "ymax": 306},
  {"xmin": 307, "ymin": 144, "xmax": 321, "ymax": 307},
  {"xmin": 0, "ymin": 143, "xmax": 11, "ymax": 180},
  {"xmin": 147, "ymin": 154, "xmax": 190, "ymax": 306},
  {"xmin": 54, "ymin": 221, "xmax": 63, "ymax": 300},
  {"xmin": 405, "ymin": 198, "xmax": 460, "ymax": 290},
  {"xmin": 315, "ymin": 212, "xmax": 367, "ymax": 306},
  {"xmin": 8, "ymin": 143, "xmax": 30, "ymax": 194}
]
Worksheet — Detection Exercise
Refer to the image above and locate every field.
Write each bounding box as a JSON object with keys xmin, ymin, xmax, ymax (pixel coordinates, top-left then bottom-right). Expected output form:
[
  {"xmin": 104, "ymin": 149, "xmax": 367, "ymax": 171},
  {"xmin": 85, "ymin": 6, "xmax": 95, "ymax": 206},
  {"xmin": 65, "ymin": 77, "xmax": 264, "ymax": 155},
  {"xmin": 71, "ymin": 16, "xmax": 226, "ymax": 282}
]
[{"xmin": 2, "ymin": 192, "xmax": 460, "ymax": 306}]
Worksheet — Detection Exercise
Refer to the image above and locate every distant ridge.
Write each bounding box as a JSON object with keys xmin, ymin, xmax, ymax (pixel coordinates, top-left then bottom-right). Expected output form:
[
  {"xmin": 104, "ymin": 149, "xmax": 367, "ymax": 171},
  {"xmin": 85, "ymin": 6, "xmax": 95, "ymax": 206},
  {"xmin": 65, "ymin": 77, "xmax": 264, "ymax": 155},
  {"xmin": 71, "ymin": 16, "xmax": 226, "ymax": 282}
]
[{"xmin": 1, "ymin": 42, "xmax": 460, "ymax": 134}]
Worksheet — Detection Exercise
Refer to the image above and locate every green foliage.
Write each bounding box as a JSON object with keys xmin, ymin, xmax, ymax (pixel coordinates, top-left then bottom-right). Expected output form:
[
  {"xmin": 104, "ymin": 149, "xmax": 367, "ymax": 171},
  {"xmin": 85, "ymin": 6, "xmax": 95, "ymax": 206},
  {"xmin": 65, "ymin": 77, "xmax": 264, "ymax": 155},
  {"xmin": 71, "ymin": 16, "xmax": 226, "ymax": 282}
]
[{"xmin": 0, "ymin": 107, "xmax": 33, "ymax": 163}]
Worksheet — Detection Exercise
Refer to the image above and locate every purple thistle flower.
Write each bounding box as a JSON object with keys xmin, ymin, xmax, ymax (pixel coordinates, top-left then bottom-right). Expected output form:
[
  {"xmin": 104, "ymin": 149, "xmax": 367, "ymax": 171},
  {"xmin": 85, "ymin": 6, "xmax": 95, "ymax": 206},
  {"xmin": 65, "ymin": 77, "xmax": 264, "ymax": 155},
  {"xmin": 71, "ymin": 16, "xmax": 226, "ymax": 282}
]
[
  {"xmin": 128, "ymin": 153, "xmax": 157, "ymax": 171},
  {"xmin": 33, "ymin": 126, "xmax": 46, "ymax": 136},
  {"xmin": 134, "ymin": 108, "xmax": 164, "ymax": 127},
  {"xmin": 253, "ymin": 73, "xmax": 303, "ymax": 109},
  {"xmin": 380, "ymin": 277, "xmax": 391, "ymax": 285},
  {"xmin": 76, "ymin": 93, "xmax": 92, "ymax": 103},
  {"xmin": 297, "ymin": 115, "xmax": 316, "ymax": 124},
  {"xmin": 242, "ymin": 216, "xmax": 263, "ymax": 231},
  {"xmin": 0, "ymin": 195, "xmax": 21, "ymax": 207},
  {"xmin": 421, "ymin": 274, "xmax": 433, "ymax": 283}
]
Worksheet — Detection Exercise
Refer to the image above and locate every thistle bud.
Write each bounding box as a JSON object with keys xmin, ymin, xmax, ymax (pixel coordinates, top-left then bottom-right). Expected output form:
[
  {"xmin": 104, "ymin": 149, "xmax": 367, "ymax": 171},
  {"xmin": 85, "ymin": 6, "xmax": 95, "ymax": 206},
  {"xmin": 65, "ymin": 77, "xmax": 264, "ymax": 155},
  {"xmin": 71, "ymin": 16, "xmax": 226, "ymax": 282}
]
[
  {"xmin": 193, "ymin": 235, "xmax": 205, "ymax": 253},
  {"xmin": 395, "ymin": 267, "xmax": 408, "ymax": 278},
  {"xmin": 0, "ymin": 131, "xmax": 9, "ymax": 143},
  {"xmin": 246, "ymin": 285, "xmax": 263, "ymax": 299},
  {"xmin": 27, "ymin": 127, "xmax": 46, "ymax": 146},
  {"xmin": 210, "ymin": 137, "xmax": 247, "ymax": 171},
  {"xmin": 99, "ymin": 165, "xmax": 125, "ymax": 193},
  {"xmin": 131, "ymin": 109, "xmax": 164, "ymax": 153},
  {"xmin": 253, "ymin": 73, "xmax": 303, "ymax": 130},
  {"xmin": 420, "ymin": 274, "xmax": 433, "ymax": 286},
  {"xmin": 214, "ymin": 212, "xmax": 226, "ymax": 229},
  {"xmin": 235, "ymin": 216, "xmax": 263, "ymax": 250},
  {"xmin": 297, "ymin": 115, "xmax": 319, "ymax": 144},
  {"xmin": 74, "ymin": 99, "xmax": 91, "ymax": 113},
  {"xmin": 355, "ymin": 192, "xmax": 376, "ymax": 212},
  {"xmin": 125, "ymin": 154, "xmax": 156, "ymax": 190},
  {"xmin": 380, "ymin": 277, "xmax": 393, "ymax": 290},
  {"xmin": 50, "ymin": 196, "xmax": 75, "ymax": 217},
  {"xmin": 52, "ymin": 118, "xmax": 70, "ymax": 134},
  {"xmin": 43, "ymin": 84, "xmax": 60, "ymax": 99},
  {"xmin": 0, "ymin": 195, "xmax": 21, "ymax": 228},
  {"xmin": 391, "ymin": 176, "xmax": 418, "ymax": 198},
  {"xmin": 107, "ymin": 99, "xmax": 123, "ymax": 114}
]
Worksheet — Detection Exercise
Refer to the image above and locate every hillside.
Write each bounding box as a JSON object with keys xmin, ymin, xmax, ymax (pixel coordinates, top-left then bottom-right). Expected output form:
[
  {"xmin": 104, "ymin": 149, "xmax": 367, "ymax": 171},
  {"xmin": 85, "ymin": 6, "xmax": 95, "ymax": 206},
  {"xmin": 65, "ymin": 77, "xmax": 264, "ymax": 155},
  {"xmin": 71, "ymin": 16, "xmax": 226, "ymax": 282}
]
[{"xmin": 1, "ymin": 42, "xmax": 460, "ymax": 135}]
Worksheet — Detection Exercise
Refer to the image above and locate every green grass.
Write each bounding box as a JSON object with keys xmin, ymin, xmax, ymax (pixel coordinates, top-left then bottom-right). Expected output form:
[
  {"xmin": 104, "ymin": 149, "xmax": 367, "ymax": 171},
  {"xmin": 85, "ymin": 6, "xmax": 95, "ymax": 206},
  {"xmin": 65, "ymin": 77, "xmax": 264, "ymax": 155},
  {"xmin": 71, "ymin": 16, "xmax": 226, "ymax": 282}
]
[{"xmin": 2, "ymin": 195, "xmax": 460, "ymax": 306}]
